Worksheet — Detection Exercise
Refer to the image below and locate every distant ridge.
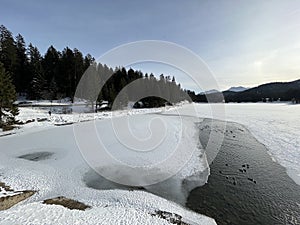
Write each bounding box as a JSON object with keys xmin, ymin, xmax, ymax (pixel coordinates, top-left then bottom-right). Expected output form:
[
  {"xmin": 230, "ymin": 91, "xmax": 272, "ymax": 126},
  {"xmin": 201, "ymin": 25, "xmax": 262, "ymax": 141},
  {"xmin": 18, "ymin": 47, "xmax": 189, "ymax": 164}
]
[
  {"xmin": 226, "ymin": 86, "xmax": 249, "ymax": 92},
  {"xmin": 199, "ymin": 89, "xmax": 219, "ymax": 95},
  {"xmin": 223, "ymin": 79, "xmax": 300, "ymax": 102},
  {"xmin": 190, "ymin": 79, "xmax": 300, "ymax": 103}
]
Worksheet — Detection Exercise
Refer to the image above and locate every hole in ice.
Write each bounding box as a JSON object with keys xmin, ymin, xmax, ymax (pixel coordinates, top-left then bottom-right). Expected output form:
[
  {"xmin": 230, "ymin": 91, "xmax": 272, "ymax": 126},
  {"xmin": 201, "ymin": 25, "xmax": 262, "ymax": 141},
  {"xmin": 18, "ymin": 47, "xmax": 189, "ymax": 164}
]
[{"xmin": 18, "ymin": 152, "xmax": 54, "ymax": 161}]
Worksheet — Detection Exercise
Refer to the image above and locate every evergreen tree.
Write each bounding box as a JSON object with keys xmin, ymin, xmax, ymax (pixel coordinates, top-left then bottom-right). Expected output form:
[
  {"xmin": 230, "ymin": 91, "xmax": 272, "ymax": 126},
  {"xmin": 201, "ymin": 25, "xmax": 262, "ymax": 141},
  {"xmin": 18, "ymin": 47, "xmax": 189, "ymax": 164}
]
[
  {"xmin": 0, "ymin": 25, "xmax": 17, "ymax": 86},
  {"xmin": 61, "ymin": 47, "xmax": 75, "ymax": 97},
  {"xmin": 48, "ymin": 77, "xmax": 58, "ymax": 100},
  {"xmin": 31, "ymin": 72, "xmax": 46, "ymax": 99},
  {"xmin": 83, "ymin": 54, "xmax": 95, "ymax": 70},
  {"xmin": 43, "ymin": 45, "xmax": 60, "ymax": 85},
  {"xmin": 73, "ymin": 48, "xmax": 84, "ymax": 91},
  {"xmin": 15, "ymin": 34, "xmax": 29, "ymax": 93},
  {"xmin": 0, "ymin": 62, "xmax": 18, "ymax": 128},
  {"xmin": 127, "ymin": 68, "xmax": 135, "ymax": 80},
  {"xmin": 27, "ymin": 43, "xmax": 45, "ymax": 99}
]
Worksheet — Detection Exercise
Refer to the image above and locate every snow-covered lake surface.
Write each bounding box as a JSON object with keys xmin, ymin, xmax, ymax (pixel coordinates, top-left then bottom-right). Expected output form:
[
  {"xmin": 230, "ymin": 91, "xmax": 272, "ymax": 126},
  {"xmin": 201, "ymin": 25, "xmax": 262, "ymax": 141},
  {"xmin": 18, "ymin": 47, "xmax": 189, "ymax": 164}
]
[
  {"xmin": 0, "ymin": 103, "xmax": 215, "ymax": 225},
  {"xmin": 0, "ymin": 102, "xmax": 299, "ymax": 224}
]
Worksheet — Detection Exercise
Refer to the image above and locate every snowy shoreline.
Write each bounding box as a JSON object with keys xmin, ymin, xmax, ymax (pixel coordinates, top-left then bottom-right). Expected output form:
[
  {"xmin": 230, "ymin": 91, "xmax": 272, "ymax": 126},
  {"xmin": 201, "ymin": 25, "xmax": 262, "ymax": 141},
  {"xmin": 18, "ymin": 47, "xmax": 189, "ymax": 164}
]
[
  {"xmin": 0, "ymin": 103, "xmax": 216, "ymax": 225},
  {"xmin": 2, "ymin": 102, "xmax": 299, "ymax": 186}
]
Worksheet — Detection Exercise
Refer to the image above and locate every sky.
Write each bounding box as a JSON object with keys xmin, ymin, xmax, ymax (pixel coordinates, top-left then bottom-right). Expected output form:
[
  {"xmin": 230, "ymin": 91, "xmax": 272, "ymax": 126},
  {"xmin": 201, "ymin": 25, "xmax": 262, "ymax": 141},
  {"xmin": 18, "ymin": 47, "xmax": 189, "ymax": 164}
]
[{"xmin": 1, "ymin": 0, "xmax": 300, "ymax": 91}]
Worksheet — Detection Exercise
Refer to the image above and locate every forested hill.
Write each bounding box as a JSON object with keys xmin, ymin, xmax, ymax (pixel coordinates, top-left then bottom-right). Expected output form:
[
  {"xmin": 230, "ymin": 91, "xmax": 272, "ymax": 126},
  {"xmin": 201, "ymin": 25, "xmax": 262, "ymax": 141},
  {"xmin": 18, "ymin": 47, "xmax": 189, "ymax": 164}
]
[
  {"xmin": 190, "ymin": 79, "xmax": 300, "ymax": 103},
  {"xmin": 223, "ymin": 79, "xmax": 300, "ymax": 102},
  {"xmin": 0, "ymin": 25, "xmax": 189, "ymax": 107}
]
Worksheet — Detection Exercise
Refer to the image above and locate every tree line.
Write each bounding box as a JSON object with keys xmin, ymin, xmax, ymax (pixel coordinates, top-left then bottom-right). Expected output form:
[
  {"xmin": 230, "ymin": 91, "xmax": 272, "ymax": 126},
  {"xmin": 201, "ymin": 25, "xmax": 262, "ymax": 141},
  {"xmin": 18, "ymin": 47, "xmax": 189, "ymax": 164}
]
[
  {"xmin": 0, "ymin": 25, "xmax": 189, "ymax": 113},
  {"xmin": 76, "ymin": 64, "xmax": 189, "ymax": 110},
  {"xmin": 0, "ymin": 25, "xmax": 96, "ymax": 100}
]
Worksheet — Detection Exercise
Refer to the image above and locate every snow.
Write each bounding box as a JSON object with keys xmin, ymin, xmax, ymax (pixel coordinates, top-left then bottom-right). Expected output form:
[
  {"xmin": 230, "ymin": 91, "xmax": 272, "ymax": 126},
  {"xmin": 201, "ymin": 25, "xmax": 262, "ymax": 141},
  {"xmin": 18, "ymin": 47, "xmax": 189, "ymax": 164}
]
[
  {"xmin": 0, "ymin": 187, "xmax": 18, "ymax": 198},
  {"xmin": 1, "ymin": 102, "xmax": 299, "ymax": 224},
  {"xmin": 0, "ymin": 200, "xmax": 214, "ymax": 225},
  {"xmin": 0, "ymin": 106, "xmax": 168, "ymax": 136},
  {"xmin": 0, "ymin": 103, "xmax": 216, "ymax": 225},
  {"xmin": 176, "ymin": 103, "xmax": 300, "ymax": 185}
]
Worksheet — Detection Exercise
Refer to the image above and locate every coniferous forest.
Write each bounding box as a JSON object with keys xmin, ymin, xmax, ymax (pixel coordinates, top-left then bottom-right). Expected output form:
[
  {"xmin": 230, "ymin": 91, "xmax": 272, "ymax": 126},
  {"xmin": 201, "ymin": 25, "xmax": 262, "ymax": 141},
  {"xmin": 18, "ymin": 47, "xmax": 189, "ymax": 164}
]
[{"xmin": 0, "ymin": 25, "xmax": 189, "ymax": 108}]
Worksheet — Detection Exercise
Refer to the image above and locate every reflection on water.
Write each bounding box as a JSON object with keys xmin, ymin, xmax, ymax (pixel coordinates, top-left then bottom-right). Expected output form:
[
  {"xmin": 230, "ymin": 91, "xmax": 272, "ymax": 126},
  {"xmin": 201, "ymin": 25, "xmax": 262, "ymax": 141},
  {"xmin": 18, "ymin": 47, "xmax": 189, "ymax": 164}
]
[{"xmin": 187, "ymin": 119, "xmax": 300, "ymax": 225}]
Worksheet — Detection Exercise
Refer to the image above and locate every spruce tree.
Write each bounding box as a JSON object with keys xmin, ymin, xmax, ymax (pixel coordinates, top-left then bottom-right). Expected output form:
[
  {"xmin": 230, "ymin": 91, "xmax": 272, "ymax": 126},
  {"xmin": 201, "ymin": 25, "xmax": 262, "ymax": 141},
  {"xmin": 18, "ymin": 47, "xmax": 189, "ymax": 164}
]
[
  {"xmin": 27, "ymin": 43, "xmax": 45, "ymax": 99},
  {"xmin": 0, "ymin": 25, "xmax": 17, "ymax": 86},
  {"xmin": 43, "ymin": 45, "xmax": 60, "ymax": 85},
  {"xmin": 15, "ymin": 34, "xmax": 29, "ymax": 93},
  {"xmin": 73, "ymin": 48, "xmax": 84, "ymax": 92},
  {"xmin": 0, "ymin": 62, "xmax": 18, "ymax": 129}
]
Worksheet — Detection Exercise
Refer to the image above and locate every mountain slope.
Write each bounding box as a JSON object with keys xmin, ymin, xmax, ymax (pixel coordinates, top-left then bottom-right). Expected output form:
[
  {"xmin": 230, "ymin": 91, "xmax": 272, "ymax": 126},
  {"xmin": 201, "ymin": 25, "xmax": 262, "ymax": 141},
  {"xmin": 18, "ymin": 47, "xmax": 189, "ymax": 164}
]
[
  {"xmin": 194, "ymin": 79, "xmax": 300, "ymax": 102},
  {"xmin": 224, "ymin": 79, "xmax": 300, "ymax": 102}
]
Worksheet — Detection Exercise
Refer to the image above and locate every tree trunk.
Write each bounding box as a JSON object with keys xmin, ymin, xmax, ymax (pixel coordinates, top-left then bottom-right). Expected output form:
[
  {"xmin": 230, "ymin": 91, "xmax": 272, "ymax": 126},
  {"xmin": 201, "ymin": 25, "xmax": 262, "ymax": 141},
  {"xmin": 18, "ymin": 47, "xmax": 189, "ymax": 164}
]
[{"xmin": 0, "ymin": 106, "xmax": 2, "ymax": 127}]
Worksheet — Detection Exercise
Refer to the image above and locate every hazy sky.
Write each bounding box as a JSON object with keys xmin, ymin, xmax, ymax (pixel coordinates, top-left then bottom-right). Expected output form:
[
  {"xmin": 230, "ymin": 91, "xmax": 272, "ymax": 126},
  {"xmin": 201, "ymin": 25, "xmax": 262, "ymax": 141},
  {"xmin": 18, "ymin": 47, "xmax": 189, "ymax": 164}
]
[{"xmin": 1, "ymin": 0, "xmax": 300, "ymax": 91}]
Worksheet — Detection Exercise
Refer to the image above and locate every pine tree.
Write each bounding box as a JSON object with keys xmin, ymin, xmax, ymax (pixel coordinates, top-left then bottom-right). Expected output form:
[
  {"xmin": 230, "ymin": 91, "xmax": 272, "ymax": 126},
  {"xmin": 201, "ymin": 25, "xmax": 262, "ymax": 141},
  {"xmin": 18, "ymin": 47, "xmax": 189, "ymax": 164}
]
[
  {"xmin": 83, "ymin": 54, "xmax": 95, "ymax": 70},
  {"xmin": 60, "ymin": 47, "xmax": 75, "ymax": 97},
  {"xmin": 15, "ymin": 34, "xmax": 29, "ymax": 93},
  {"xmin": 27, "ymin": 43, "xmax": 45, "ymax": 99},
  {"xmin": 31, "ymin": 72, "xmax": 46, "ymax": 99},
  {"xmin": 0, "ymin": 25, "xmax": 17, "ymax": 87},
  {"xmin": 0, "ymin": 62, "xmax": 18, "ymax": 129},
  {"xmin": 48, "ymin": 77, "xmax": 58, "ymax": 100},
  {"xmin": 43, "ymin": 45, "xmax": 60, "ymax": 85},
  {"xmin": 73, "ymin": 48, "xmax": 84, "ymax": 92}
]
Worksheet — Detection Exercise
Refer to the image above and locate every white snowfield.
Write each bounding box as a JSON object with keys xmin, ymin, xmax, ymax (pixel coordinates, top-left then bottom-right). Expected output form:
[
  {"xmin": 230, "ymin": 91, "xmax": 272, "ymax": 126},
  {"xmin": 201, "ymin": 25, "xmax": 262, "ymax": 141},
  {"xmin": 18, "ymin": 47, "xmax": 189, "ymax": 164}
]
[
  {"xmin": 0, "ymin": 102, "xmax": 299, "ymax": 225},
  {"xmin": 0, "ymin": 104, "xmax": 216, "ymax": 225}
]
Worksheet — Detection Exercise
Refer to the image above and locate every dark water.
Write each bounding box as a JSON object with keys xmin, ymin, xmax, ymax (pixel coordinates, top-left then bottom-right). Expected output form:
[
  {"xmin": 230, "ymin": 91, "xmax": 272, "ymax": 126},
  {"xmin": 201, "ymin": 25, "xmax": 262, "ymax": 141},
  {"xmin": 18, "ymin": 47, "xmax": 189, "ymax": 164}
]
[
  {"xmin": 18, "ymin": 151, "xmax": 54, "ymax": 161},
  {"xmin": 187, "ymin": 119, "xmax": 300, "ymax": 225}
]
